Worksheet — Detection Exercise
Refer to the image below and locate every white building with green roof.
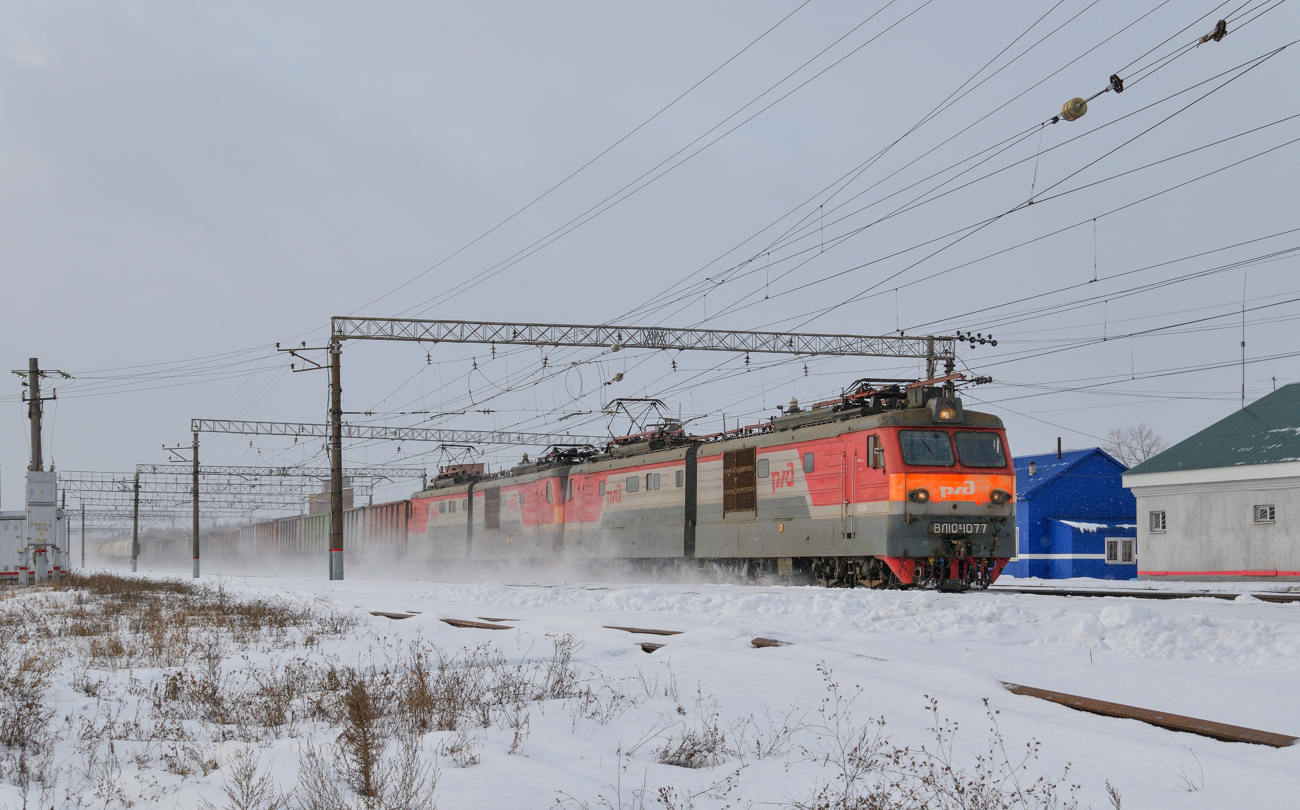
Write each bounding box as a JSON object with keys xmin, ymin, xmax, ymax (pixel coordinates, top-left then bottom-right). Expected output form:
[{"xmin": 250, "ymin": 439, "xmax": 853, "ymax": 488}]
[{"xmin": 1122, "ymin": 383, "xmax": 1300, "ymax": 581}]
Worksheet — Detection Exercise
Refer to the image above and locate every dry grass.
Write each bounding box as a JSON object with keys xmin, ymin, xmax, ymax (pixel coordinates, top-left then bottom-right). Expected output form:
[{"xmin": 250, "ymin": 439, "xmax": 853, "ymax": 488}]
[{"xmin": 0, "ymin": 574, "xmax": 1102, "ymax": 810}]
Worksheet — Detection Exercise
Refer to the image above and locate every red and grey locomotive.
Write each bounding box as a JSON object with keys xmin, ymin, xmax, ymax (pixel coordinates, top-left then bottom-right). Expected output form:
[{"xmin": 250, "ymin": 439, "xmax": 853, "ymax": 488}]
[{"xmin": 408, "ymin": 376, "xmax": 1014, "ymax": 589}]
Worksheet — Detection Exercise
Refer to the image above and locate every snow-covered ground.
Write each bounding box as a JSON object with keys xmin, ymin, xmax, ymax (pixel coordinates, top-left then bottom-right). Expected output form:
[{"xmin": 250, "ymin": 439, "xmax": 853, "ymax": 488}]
[{"xmin": 4, "ymin": 572, "xmax": 1299, "ymax": 809}]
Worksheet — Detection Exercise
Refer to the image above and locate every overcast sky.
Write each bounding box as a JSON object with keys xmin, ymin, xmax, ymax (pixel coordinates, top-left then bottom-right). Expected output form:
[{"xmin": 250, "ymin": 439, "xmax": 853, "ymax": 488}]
[{"xmin": 2, "ymin": 0, "xmax": 1297, "ymax": 519}]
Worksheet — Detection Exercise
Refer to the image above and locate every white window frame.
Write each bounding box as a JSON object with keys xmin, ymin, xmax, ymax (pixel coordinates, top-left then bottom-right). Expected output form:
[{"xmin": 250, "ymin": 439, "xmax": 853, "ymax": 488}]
[
  {"xmin": 1254, "ymin": 504, "xmax": 1275, "ymax": 524},
  {"xmin": 1149, "ymin": 510, "xmax": 1166, "ymax": 533},
  {"xmin": 1105, "ymin": 537, "xmax": 1135, "ymax": 564}
]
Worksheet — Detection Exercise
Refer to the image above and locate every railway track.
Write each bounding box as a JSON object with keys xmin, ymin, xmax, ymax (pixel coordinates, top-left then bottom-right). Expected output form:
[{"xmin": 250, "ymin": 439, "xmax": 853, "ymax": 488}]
[{"xmin": 988, "ymin": 585, "xmax": 1300, "ymax": 603}]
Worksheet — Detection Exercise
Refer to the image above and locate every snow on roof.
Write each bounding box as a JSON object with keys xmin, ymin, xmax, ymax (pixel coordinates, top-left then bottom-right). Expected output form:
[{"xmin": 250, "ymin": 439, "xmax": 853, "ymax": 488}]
[
  {"xmin": 1012, "ymin": 447, "xmax": 1126, "ymax": 500},
  {"xmin": 1128, "ymin": 382, "xmax": 1300, "ymax": 475},
  {"xmin": 1049, "ymin": 518, "xmax": 1134, "ymax": 533}
]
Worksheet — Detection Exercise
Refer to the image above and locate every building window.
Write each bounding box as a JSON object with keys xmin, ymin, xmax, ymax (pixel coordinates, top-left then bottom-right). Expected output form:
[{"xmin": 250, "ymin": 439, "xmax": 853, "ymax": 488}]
[
  {"xmin": 1255, "ymin": 505, "xmax": 1276, "ymax": 524},
  {"xmin": 675, "ymin": 470, "xmax": 684, "ymax": 488},
  {"xmin": 1149, "ymin": 510, "xmax": 1166, "ymax": 532},
  {"xmin": 1105, "ymin": 538, "xmax": 1135, "ymax": 564},
  {"xmin": 757, "ymin": 458, "xmax": 769, "ymax": 478},
  {"xmin": 626, "ymin": 476, "xmax": 640, "ymax": 493},
  {"xmin": 803, "ymin": 453, "xmax": 815, "ymax": 473}
]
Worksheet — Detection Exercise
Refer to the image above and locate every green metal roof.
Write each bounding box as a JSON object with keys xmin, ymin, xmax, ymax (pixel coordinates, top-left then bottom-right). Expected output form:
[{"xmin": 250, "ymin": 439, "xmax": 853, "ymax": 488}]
[{"xmin": 1126, "ymin": 383, "xmax": 1300, "ymax": 475}]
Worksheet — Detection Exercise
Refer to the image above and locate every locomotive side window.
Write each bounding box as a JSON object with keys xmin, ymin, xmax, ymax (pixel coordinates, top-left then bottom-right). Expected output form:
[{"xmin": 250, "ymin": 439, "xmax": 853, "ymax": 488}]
[
  {"xmin": 675, "ymin": 470, "xmax": 684, "ymax": 488},
  {"xmin": 546, "ymin": 481, "xmax": 553, "ymax": 503},
  {"xmin": 626, "ymin": 476, "xmax": 640, "ymax": 493},
  {"xmin": 567, "ymin": 480, "xmax": 576, "ymax": 501},
  {"xmin": 449, "ymin": 501, "xmax": 456, "ymax": 514},
  {"xmin": 599, "ymin": 480, "xmax": 606, "ymax": 497},
  {"xmin": 484, "ymin": 488, "xmax": 501, "ymax": 530},
  {"xmin": 439, "ymin": 502, "xmax": 446, "ymax": 515},
  {"xmin": 757, "ymin": 458, "xmax": 769, "ymax": 478},
  {"xmin": 869, "ymin": 436, "xmax": 885, "ymax": 468},
  {"xmin": 652, "ymin": 473, "xmax": 661, "ymax": 490},
  {"xmin": 954, "ymin": 432, "xmax": 1007, "ymax": 468},
  {"xmin": 899, "ymin": 431, "xmax": 955, "ymax": 466},
  {"xmin": 803, "ymin": 453, "xmax": 815, "ymax": 473}
]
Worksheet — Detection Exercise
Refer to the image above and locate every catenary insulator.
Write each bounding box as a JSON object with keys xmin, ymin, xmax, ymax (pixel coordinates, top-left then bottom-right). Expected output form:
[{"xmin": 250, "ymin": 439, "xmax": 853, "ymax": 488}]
[{"xmin": 1060, "ymin": 97, "xmax": 1087, "ymax": 122}]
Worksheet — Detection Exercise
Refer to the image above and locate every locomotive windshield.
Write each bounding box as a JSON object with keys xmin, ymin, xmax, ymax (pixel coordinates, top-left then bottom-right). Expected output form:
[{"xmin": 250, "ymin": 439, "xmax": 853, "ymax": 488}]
[
  {"xmin": 899, "ymin": 430, "xmax": 954, "ymax": 466},
  {"xmin": 954, "ymin": 431, "xmax": 1007, "ymax": 468}
]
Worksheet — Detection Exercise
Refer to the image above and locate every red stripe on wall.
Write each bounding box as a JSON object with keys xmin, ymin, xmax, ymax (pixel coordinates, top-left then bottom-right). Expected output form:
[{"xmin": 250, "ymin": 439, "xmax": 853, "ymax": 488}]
[{"xmin": 1139, "ymin": 570, "xmax": 1300, "ymax": 577}]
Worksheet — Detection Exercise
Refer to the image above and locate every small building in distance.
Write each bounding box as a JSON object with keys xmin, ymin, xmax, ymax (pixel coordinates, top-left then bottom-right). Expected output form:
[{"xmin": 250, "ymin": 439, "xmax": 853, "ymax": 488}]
[
  {"xmin": 1003, "ymin": 448, "xmax": 1137, "ymax": 580},
  {"xmin": 1123, "ymin": 383, "xmax": 1300, "ymax": 581}
]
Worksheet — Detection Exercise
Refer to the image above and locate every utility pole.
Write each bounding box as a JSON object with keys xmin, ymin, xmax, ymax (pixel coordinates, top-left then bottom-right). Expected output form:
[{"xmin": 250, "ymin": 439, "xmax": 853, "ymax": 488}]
[
  {"xmin": 28, "ymin": 358, "xmax": 42, "ymax": 471},
  {"xmin": 192, "ymin": 431, "xmax": 200, "ymax": 578},
  {"xmin": 16, "ymin": 358, "xmax": 64, "ymax": 584},
  {"xmin": 80, "ymin": 499, "xmax": 85, "ymax": 569},
  {"xmin": 329, "ymin": 339, "xmax": 344, "ymax": 580},
  {"xmin": 131, "ymin": 472, "xmax": 140, "ymax": 573}
]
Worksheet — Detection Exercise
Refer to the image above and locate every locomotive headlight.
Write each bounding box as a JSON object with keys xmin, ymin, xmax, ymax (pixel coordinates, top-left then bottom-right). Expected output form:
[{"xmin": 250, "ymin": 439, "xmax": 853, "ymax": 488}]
[
  {"xmin": 929, "ymin": 397, "xmax": 964, "ymax": 423},
  {"xmin": 907, "ymin": 488, "xmax": 930, "ymax": 503},
  {"xmin": 990, "ymin": 489, "xmax": 1011, "ymax": 505}
]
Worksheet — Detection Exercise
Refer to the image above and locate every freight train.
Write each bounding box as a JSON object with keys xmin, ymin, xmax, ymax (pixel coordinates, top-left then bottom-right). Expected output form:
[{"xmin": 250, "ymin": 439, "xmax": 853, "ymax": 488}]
[{"xmin": 110, "ymin": 376, "xmax": 1016, "ymax": 589}]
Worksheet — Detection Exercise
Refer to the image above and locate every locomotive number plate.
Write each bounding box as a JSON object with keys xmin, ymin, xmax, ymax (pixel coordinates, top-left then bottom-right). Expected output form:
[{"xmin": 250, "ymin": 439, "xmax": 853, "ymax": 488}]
[{"xmin": 929, "ymin": 521, "xmax": 988, "ymax": 535}]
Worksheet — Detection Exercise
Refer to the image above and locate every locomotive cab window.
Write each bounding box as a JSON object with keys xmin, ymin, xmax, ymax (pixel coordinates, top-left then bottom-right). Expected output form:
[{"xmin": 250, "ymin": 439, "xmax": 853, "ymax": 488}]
[
  {"xmin": 626, "ymin": 476, "xmax": 640, "ymax": 493},
  {"xmin": 954, "ymin": 432, "xmax": 1006, "ymax": 468},
  {"xmin": 802, "ymin": 453, "xmax": 815, "ymax": 473},
  {"xmin": 757, "ymin": 458, "xmax": 769, "ymax": 478},
  {"xmin": 899, "ymin": 430, "xmax": 955, "ymax": 466}
]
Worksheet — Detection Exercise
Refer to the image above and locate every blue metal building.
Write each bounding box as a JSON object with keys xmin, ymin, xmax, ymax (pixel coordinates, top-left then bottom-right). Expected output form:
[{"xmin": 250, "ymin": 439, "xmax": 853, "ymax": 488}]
[{"xmin": 1002, "ymin": 448, "xmax": 1138, "ymax": 580}]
